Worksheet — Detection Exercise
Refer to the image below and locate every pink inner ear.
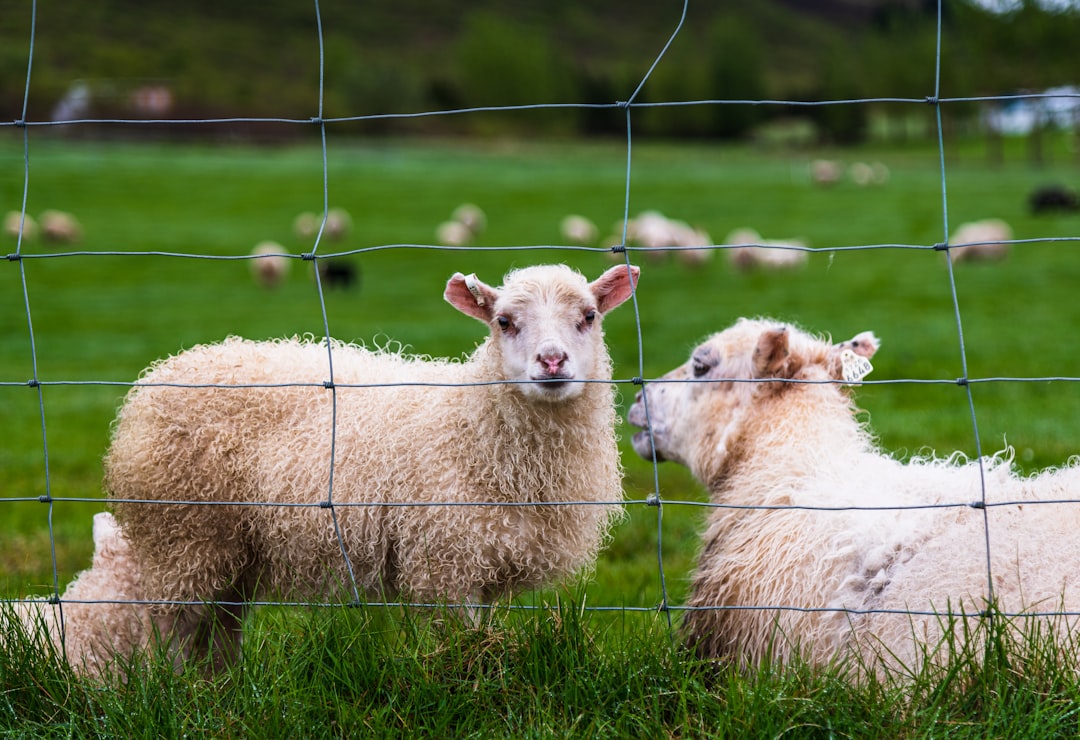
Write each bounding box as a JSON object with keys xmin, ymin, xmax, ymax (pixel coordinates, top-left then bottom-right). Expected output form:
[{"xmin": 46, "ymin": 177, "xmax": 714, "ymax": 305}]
[
  {"xmin": 592, "ymin": 264, "xmax": 639, "ymax": 314},
  {"xmin": 444, "ymin": 273, "xmax": 495, "ymax": 322}
]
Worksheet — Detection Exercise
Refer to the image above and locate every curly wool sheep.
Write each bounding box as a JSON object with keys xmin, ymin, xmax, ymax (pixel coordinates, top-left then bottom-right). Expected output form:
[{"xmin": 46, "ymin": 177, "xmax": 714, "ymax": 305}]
[
  {"xmin": 106, "ymin": 263, "xmax": 639, "ymax": 670},
  {"xmin": 4, "ymin": 512, "xmax": 153, "ymax": 679},
  {"xmin": 628, "ymin": 317, "xmax": 1080, "ymax": 677}
]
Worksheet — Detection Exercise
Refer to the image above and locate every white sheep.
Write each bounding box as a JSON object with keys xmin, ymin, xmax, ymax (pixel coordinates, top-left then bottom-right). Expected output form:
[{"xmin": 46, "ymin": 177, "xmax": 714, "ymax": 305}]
[
  {"xmin": 628, "ymin": 317, "xmax": 1080, "ymax": 678},
  {"xmin": 293, "ymin": 211, "xmax": 320, "ymax": 241},
  {"xmin": 436, "ymin": 219, "xmax": 473, "ymax": 246},
  {"xmin": 3, "ymin": 210, "xmax": 38, "ymax": 241},
  {"xmin": 560, "ymin": 214, "xmax": 599, "ymax": 247},
  {"xmin": 104, "ymin": 263, "xmax": 639, "ymax": 671},
  {"xmin": 3, "ymin": 512, "xmax": 153, "ymax": 679},
  {"xmin": 724, "ymin": 228, "xmax": 809, "ymax": 271},
  {"xmin": 619, "ymin": 211, "xmax": 714, "ymax": 265},
  {"xmin": 39, "ymin": 209, "xmax": 82, "ymax": 244},
  {"xmin": 451, "ymin": 203, "xmax": 486, "ymax": 237},
  {"xmin": 249, "ymin": 241, "xmax": 292, "ymax": 288},
  {"xmin": 949, "ymin": 218, "xmax": 1013, "ymax": 263}
]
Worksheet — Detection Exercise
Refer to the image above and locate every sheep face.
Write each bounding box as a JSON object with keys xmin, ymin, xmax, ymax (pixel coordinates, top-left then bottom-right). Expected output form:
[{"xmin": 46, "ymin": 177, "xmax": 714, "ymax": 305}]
[
  {"xmin": 628, "ymin": 318, "xmax": 878, "ymax": 471},
  {"xmin": 445, "ymin": 264, "xmax": 639, "ymax": 402}
]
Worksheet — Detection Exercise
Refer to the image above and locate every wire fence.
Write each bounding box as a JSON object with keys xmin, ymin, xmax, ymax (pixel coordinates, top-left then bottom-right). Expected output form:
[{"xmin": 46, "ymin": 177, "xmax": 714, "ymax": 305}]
[{"xmin": 5, "ymin": 0, "xmax": 1080, "ymax": 664}]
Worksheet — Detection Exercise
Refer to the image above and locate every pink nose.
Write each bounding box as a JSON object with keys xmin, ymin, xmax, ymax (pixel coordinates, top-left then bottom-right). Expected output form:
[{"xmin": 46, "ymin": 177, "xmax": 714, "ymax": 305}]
[{"xmin": 539, "ymin": 351, "xmax": 567, "ymax": 375}]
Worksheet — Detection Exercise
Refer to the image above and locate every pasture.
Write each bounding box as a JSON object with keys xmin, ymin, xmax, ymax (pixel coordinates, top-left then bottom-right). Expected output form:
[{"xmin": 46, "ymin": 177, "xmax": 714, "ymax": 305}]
[{"xmin": 3, "ymin": 133, "xmax": 1080, "ymax": 734}]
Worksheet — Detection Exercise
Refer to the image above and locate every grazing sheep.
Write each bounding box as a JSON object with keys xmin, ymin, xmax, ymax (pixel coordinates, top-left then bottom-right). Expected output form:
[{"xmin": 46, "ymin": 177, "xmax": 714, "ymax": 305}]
[
  {"xmin": 324, "ymin": 207, "xmax": 352, "ymax": 241},
  {"xmin": 249, "ymin": 241, "xmax": 292, "ymax": 288},
  {"xmin": 616, "ymin": 211, "xmax": 713, "ymax": 265},
  {"xmin": 3, "ymin": 210, "xmax": 38, "ymax": 241},
  {"xmin": 724, "ymin": 228, "xmax": 809, "ymax": 271},
  {"xmin": 949, "ymin": 219, "xmax": 1012, "ymax": 263},
  {"xmin": 451, "ymin": 203, "xmax": 486, "ymax": 237},
  {"xmin": 105, "ymin": 263, "xmax": 639, "ymax": 670},
  {"xmin": 4, "ymin": 512, "xmax": 153, "ymax": 679},
  {"xmin": 628, "ymin": 317, "xmax": 1080, "ymax": 677},
  {"xmin": 39, "ymin": 209, "xmax": 82, "ymax": 244},
  {"xmin": 293, "ymin": 211, "xmax": 320, "ymax": 241},
  {"xmin": 436, "ymin": 219, "xmax": 473, "ymax": 246},
  {"xmin": 317, "ymin": 259, "xmax": 360, "ymax": 290},
  {"xmin": 560, "ymin": 214, "xmax": 599, "ymax": 247},
  {"xmin": 1029, "ymin": 184, "xmax": 1079, "ymax": 215},
  {"xmin": 810, "ymin": 159, "xmax": 842, "ymax": 187}
]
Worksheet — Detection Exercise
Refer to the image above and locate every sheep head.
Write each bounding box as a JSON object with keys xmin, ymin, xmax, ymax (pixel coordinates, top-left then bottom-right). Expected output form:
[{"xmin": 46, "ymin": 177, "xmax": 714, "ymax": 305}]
[
  {"xmin": 628, "ymin": 318, "xmax": 878, "ymax": 473},
  {"xmin": 444, "ymin": 263, "xmax": 639, "ymax": 402}
]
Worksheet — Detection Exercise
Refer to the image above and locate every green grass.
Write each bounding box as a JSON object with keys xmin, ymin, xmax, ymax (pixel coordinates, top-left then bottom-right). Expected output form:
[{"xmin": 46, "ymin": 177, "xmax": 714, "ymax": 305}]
[{"xmin": 2, "ymin": 133, "xmax": 1080, "ymax": 734}]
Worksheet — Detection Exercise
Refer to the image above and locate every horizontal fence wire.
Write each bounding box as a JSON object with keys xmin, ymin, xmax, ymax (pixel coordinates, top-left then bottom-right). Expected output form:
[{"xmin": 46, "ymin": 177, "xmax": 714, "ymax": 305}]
[{"xmin": 4, "ymin": 0, "xmax": 1080, "ymax": 662}]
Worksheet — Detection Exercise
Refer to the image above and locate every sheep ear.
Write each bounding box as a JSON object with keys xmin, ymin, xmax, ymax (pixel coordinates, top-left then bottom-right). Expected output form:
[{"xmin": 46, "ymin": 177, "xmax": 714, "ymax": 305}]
[
  {"xmin": 835, "ymin": 331, "xmax": 879, "ymax": 359},
  {"xmin": 753, "ymin": 327, "xmax": 791, "ymax": 378},
  {"xmin": 590, "ymin": 264, "xmax": 639, "ymax": 314},
  {"xmin": 445, "ymin": 272, "xmax": 498, "ymax": 322}
]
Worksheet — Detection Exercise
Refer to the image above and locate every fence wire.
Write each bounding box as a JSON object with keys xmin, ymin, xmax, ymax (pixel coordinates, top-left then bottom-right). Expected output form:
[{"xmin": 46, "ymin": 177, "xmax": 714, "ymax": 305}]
[{"xmin": 4, "ymin": 0, "xmax": 1080, "ymax": 658}]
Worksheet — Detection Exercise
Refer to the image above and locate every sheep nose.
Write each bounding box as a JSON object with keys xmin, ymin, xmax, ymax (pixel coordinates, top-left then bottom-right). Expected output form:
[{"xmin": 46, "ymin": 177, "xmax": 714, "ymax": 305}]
[{"xmin": 538, "ymin": 350, "xmax": 568, "ymax": 375}]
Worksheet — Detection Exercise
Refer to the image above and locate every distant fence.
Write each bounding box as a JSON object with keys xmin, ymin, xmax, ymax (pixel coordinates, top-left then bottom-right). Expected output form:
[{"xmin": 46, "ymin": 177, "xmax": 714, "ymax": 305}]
[{"xmin": 4, "ymin": 0, "xmax": 1080, "ymax": 665}]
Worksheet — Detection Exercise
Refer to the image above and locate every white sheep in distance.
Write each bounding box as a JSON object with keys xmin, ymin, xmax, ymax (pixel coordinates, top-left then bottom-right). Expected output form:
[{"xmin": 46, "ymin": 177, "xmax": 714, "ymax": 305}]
[
  {"xmin": 614, "ymin": 210, "xmax": 713, "ymax": 266},
  {"xmin": 104, "ymin": 263, "xmax": 640, "ymax": 671},
  {"xmin": 560, "ymin": 214, "xmax": 599, "ymax": 247},
  {"xmin": 3, "ymin": 210, "xmax": 38, "ymax": 241},
  {"xmin": 949, "ymin": 218, "xmax": 1013, "ymax": 263},
  {"xmin": 628, "ymin": 317, "xmax": 1080, "ymax": 678},
  {"xmin": 3, "ymin": 512, "xmax": 152, "ymax": 679},
  {"xmin": 724, "ymin": 228, "xmax": 809, "ymax": 271},
  {"xmin": 249, "ymin": 241, "xmax": 292, "ymax": 288},
  {"xmin": 39, "ymin": 209, "xmax": 82, "ymax": 244}
]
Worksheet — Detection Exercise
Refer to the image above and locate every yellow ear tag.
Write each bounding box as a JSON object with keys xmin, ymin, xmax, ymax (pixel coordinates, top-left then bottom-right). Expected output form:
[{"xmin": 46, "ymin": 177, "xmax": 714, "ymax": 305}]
[{"xmin": 841, "ymin": 349, "xmax": 873, "ymax": 384}]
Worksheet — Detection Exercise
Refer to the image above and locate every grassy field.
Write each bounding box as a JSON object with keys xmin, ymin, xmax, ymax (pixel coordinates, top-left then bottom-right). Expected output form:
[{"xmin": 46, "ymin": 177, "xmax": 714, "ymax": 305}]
[{"xmin": 2, "ymin": 133, "xmax": 1080, "ymax": 734}]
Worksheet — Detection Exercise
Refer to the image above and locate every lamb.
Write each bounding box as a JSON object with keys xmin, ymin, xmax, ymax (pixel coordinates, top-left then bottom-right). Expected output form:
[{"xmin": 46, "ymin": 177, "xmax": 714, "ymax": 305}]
[
  {"xmin": 249, "ymin": 241, "xmax": 292, "ymax": 288},
  {"xmin": 3, "ymin": 512, "xmax": 153, "ymax": 679},
  {"xmin": 949, "ymin": 219, "xmax": 1013, "ymax": 263},
  {"xmin": 104, "ymin": 262, "xmax": 639, "ymax": 671},
  {"xmin": 628, "ymin": 317, "xmax": 1080, "ymax": 678},
  {"xmin": 724, "ymin": 228, "xmax": 809, "ymax": 271}
]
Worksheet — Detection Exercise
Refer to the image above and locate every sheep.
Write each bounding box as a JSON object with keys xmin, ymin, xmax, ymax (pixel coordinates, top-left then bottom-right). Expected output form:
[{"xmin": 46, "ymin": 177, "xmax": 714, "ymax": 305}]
[
  {"xmin": 3, "ymin": 512, "xmax": 153, "ymax": 679},
  {"xmin": 3, "ymin": 210, "xmax": 38, "ymax": 242},
  {"xmin": 810, "ymin": 159, "xmax": 842, "ymax": 187},
  {"xmin": 104, "ymin": 263, "xmax": 640, "ymax": 671},
  {"xmin": 436, "ymin": 219, "xmax": 473, "ymax": 246},
  {"xmin": 949, "ymin": 219, "xmax": 1013, "ymax": 263},
  {"xmin": 324, "ymin": 207, "xmax": 352, "ymax": 241},
  {"xmin": 724, "ymin": 228, "xmax": 809, "ymax": 271},
  {"xmin": 615, "ymin": 211, "xmax": 714, "ymax": 266},
  {"xmin": 628, "ymin": 317, "xmax": 1080, "ymax": 678},
  {"xmin": 249, "ymin": 241, "xmax": 292, "ymax": 288},
  {"xmin": 38, "ymin": 209, "xmax": 82, "ymax": 244},
  {"xmin": 1029, "ymin": 184, "xmax": 1078, "ymax": 215},
  {"xmin": 560, "ymin": 214, "xmax": 599, "ymax": 247},
  {"xmin": 293, "ymin": 211, "xmax": 320, "ymax": 241},
  {"xmin": 451, "ymin": 203, "xmax": 486, "ymax": 237}
]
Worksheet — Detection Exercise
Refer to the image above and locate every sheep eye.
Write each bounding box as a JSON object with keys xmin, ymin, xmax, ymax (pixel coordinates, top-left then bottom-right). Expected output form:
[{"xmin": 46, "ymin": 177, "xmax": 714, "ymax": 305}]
[
  {"xmin": 582, "ymin": 309, "xmax": 597, "ymax": 327},
  {"xmin": 496, "ymin": 315, "xmax": 512, "ymax": 331},
  {"xmin": 691, "ymin": 357, "xmax": 712, "ymax": 378}
]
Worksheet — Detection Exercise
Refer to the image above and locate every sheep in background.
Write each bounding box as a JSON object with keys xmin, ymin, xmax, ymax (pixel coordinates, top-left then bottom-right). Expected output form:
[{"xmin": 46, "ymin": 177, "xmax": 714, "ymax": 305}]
[
  {"xmin": 949, "ymin": 218, "xmax": 1013, "ymax": 263},
  {"xmin": 435, "ymin": 203, "xmax": 487, "ymax": 247},
  {"xmin": 293, "ymin": 211, "xmax": 320, "ymax": 241},
  {"xmin": 628, "ymin": 317, "xmax": 1080, "ymax": 679},
  {"xmin": 39, "ymin": 209, "xmax": 82, "ymax": 244},
  {"xmin": 3, "ymin": 211, "xmax": 37, "ymax": 242},
  {"xmin": 810, "ymin": 159, "xmax": 842, "ymax": 187},
  {"xmin": 436, "ymin": 219, "xmax": 473, "ymax": 246},
  {"xmin": 1029, "ymin": 184, "xmax": 1079, "ymax": 215},
  {"xmin": 451, "ymin": 203, "xmax": 486, "ymax": 237},
  {"xmin": 724, "ymin": 228, "xmax": 809, "ymax": 271},
  {"xmin": 324, "ymin": 207, "xmax": 352, "ymax": 241},
  {"xmin": 3, "ymin": 512, "xmax": 153, "ymax": 679},
  {"xmin": 249, "ymin": 241, "xmax": 292, "ymax": 288},
  {"xmin": 616, "ymin": 210, "xmax": 713, "ymax": 265},
  {"xmin": 105, "ymin": 263, "xmax": 639, "ymax": 671},
  {"xmin": 560, "ymin": 214, "xmax": 599, "ymax": 247}
]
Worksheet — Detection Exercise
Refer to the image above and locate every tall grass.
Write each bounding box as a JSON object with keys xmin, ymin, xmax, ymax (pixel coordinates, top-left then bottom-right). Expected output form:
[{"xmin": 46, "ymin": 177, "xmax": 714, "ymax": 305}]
[{"xmin": 2, "ymin": 134, "xmax": 1080, "ymax": 733}]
